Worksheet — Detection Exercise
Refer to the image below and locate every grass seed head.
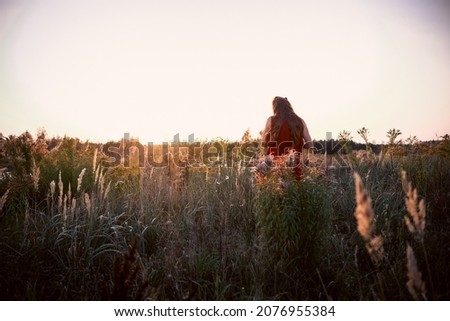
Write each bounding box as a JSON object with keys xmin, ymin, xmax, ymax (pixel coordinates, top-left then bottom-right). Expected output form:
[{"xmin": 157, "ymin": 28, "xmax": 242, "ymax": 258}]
[
  {"xmin": 353, "ymin": 172, "xmax": 375, "ymax": 241},
  {"xmin": 77, "ymin": 168, "xmax": 87, "ymax": 192},
  {"xmin": 353, "ymin": 172, "xmax": 384, "ymax": 267},
  {"xmin": 402, "ymin": 171, "xmax": 426, "ymax": 241},
  {"xmin": 58, "ymin": 171, "xmax": 63, "ymax": 209},
  {"xmin": 406, "ymin": 243, "xmax": 427, "ymax": 300}
]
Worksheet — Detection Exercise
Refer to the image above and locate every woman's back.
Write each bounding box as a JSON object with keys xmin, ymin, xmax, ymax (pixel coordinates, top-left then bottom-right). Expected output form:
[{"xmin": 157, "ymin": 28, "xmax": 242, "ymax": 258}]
[{"xmin": 262, "ymin": 97, "xmax": 311, "ymax": 156}]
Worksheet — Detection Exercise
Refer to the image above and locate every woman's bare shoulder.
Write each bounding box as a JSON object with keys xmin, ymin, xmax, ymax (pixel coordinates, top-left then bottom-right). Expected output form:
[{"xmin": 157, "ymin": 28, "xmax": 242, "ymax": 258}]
[{"xmin": 266, "ymin": 115, "xmax": 277, "ymax": 123}]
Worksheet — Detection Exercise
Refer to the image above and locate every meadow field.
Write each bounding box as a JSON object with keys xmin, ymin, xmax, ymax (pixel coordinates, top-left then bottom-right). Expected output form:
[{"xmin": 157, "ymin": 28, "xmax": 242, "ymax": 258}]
[{"xmin": 0, "ymin": 130, "xmax": 449, "ymax": 300}]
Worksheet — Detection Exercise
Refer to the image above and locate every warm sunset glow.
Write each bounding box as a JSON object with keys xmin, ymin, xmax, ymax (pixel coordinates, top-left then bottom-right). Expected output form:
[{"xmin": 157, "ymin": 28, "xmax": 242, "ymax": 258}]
[{"xmin": 1, "ymin": 0, "xmax": 449, "ymax": 143}]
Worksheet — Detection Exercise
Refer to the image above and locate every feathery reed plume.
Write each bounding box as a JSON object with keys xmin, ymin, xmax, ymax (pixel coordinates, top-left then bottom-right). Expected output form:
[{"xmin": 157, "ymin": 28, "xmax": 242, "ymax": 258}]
[
  {"xmin": 58, "ymin": 171, "xmax": 63, "ymax": 210},
  {"xmin": 402, "ymin": 170, "xmax": 433, "ymax": 295},
  {"xmin": 353, "ymin": 172, "xmax": 384, "ymax": 266},
  {"xmin": 406, "ymin": 243, "xmax": 427, "ymax": 300},
  {"xmin": 92, "ymin": 148, "xmax": 98, "ymax": 174},
  {"xmin": 50, "ymin": 180, "xmax": 55, "ymax": 198},
  {"xmin": 49, "ymin": 180, "xmax": 56, "ymax": 212},
  {"xmin": 77, "ymin": 168, "xmax": 86, "ymax": 192},
  {"xmin": 353, "ymin": 172, "xmax": 375, "ymax": 240},
  {"xmin": 368, "ymin": 235, "xmax": 384, "ymax": 265},
  {"xmin": 31, "ymin": 159, "xmax": 40, "ymax": 191},
  {"xmin": 402, "ymin": 171, "xmax": 426, "ymax": 241},
  {"xmin": 0, "ymin": 188, "xmax": 9, "ymax": 212}
]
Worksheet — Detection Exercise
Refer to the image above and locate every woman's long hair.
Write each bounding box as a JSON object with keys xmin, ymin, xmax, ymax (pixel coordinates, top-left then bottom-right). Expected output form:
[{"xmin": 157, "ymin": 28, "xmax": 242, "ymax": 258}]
[{"xmin": 270, "ymin": 96, "xmax": 304, "ymax": 144}]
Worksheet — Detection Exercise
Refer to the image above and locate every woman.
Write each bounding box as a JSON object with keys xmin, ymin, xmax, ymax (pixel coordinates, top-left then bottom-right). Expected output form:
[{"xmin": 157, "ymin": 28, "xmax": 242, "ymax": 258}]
[{"xmin": 261, "ymin": 96, "xmax": 312, "ymax": 179}]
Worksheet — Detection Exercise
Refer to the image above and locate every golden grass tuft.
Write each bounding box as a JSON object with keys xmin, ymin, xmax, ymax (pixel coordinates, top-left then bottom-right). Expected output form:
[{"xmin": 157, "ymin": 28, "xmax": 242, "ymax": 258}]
[
  {"xmin": 402, "ymin": 170, "xmax": 432, "ymax": 297},
  {"xmin": 353, "ymin": 172, "xmax": 375, "ymax": 240},
  {"xmin": 406, "ymin": 243, "xmax": 427, "ymax": 300},
  {"xmin": 77, "ymin": 168, "xmax": 86, "ymax": 192},
  {"xmin": 353, "ymin": 172, "xmax": 384, "ymax": 267},
  {"xmin": 402, "ymin": 171, "xmax": 426, "ymax": 241},
  {"xmin": 50, "ymin": 180, "xmax": 55, "ymax": 199},
  {"xmin": 92, "ymin": 148, "xmax": 98, "ymax": 174}
]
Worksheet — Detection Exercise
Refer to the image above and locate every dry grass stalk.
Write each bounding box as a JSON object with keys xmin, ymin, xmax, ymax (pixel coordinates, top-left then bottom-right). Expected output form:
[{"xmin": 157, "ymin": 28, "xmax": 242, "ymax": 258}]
[
  {"xmin": 50, "ymin": 180, "xmax": 56, "ymax": 212},
  {"xmin": 0, "ymin": 188, "xmax": 9, "ymax": 212},
  {"xmin": 406, "ymin": 243, "xmax": 427, "ymax": 300},
  {"xmin": 63, "ymin": 194, "xmax": 68, "ymax": 226},
  {"xmin": 353, "ymin": 172, "xmax": 384, "ymax": 266},
  {"xmin": 104, "ymin": 181, "xmax": 111, "ymax": 200},
  {"xmin": 71, "ymin": 198, "xmax": 77, "ymax": 214},
  {"xmin": 92, "ymin": 148, "xmax": 98, "ymax": 174},
  {"xmin": 98, "ymin": 168, "xmax": 105, "ymax": 187},
  {"xmin": 50, "ymin": 180, "xmax": 55, "ymax": 199},
  {"xmin": 167, "ymin": 152, "xmax": 188, "ymax": 190},
  {"xmin": 67, "ymin": 184, "xmax": 71, "ymax": 205},
  {"xmin": 353, "ymin": 172, "xmax": 375, "ymax": 240},
  {"xmin": 94, "ymin": 165, "xmax": 101, "ymax": 185},
  {"xmin": 58, "ymin": 171, "xmax": 63, "ymax": 209},
  {"xmin": 139, "ymin": 165, "xmax": 154, "ymax": 190},
  {"xmin": 77, "ymin": 168, "xmax": 86, "ymax": 192},
  {"xmin": 31, "ymin": 159, "xmax": 40, "ymax": 191},
  {"xmin": 402, "ymin": 170, "xmax": 433, "ymax": 296},
  {"xmin": 402, "ymin": 171, "xmax": 426, "ymax": 241},
  {"xmin": 99, "ymin": 176, "xmax": 105, "ymax": 199}
]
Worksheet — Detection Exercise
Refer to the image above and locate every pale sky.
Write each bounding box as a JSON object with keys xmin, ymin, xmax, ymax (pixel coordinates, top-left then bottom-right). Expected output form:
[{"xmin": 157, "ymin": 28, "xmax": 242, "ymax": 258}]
[{"xmin": 1, "ymin": 0, "xmax": 449, "ymax": 143}]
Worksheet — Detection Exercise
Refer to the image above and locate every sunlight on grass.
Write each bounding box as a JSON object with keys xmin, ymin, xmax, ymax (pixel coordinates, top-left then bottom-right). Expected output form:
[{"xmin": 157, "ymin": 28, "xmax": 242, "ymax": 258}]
[{"xmin": 0, "ymin": 130, "xmax": 449, "ymax": 300}]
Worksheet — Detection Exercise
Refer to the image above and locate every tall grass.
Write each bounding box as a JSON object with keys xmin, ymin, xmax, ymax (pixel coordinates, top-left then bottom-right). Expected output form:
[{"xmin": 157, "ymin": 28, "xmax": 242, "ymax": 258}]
[{"xmin": 0, "ymin": 132, "xmax": 449, "ymax": 299}]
